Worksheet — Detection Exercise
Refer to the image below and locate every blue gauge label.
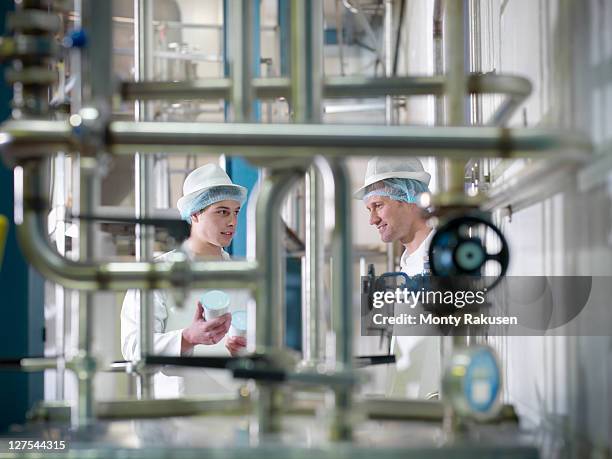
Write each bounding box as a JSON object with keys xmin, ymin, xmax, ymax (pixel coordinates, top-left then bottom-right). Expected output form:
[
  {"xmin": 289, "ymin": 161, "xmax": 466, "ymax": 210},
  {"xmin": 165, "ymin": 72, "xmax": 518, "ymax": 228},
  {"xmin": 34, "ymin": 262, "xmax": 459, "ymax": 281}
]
[{"xmin": 464, "ymin": 349, "xmax": 500, "ymax": 413}]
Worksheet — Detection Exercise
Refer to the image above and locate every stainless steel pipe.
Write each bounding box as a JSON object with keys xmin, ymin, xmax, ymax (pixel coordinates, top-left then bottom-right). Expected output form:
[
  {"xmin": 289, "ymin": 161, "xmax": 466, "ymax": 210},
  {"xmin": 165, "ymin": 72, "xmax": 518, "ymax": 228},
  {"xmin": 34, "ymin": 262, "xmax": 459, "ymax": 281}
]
[
  {"xmin": 302, "ymin": 167, "xmax": 323, "ymax": 364},
  {"xmin": 228, "ymin": 0, "xmax": 256, "ymax": 122},
  {"xmin": 134, "ymin": 0, "xmax": 156, "ymax": 400},
  {"xmin": 74, "ymin": 158, "xmax": 97, "ymax": 428},
  {"xmin": 326, "ymin": 157, "xmax": 354, "ymax": 441},
  {"xmin": 443, "ymin": 0, "xmax": 469, "ymax": 196},
  {"xmin": 254, "ymin": 168, "xmax": 304, "ymax": 434},
  {"xmin": 0, "ymin": 120, "xmax": 591, "ymax": 164},
  {"xmin": 255, "ymin": 171, "xmax": 302, "ymax": 350},
  {"xmin": 107, "ymin": 122, "xmax": 591, "ymax": 158},
  {"xmin": 292, "ymin": 0, "xmax": 324, "ymax": 367},
  {"xmin": 120, "ymin": 73, "xmax": 531, "ymax": 102}
]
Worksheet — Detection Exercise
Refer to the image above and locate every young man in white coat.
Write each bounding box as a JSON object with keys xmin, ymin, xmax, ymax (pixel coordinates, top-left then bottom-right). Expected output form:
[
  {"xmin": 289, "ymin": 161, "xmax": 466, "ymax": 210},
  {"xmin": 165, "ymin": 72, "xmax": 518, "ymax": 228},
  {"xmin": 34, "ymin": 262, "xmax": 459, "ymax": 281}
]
[
  {"xmin": 121, "ymin": 163, "xmax": 248, "ymax": 398},
  {"xmin": 354, "ymin": 156, "xmax": 440, "ymax": 398}
]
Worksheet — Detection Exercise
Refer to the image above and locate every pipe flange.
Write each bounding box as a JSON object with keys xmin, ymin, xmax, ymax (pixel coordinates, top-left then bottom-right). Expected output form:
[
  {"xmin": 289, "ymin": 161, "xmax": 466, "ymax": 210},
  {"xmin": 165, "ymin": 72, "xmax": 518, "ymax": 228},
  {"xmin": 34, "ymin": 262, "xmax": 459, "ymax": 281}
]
[
  {"xmin": 66, "ymin": 351, "xmax": 97, "ymax": 380},
  {"xmin": 71, "ymin": 106, "xmax": 110, "ymax": 156}
]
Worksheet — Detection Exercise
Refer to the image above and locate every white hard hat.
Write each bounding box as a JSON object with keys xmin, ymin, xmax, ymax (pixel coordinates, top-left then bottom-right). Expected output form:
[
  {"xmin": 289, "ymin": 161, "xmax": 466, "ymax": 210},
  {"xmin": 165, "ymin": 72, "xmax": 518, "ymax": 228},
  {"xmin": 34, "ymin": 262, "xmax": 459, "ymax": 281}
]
[
  {"xmin": 176, "ymin": 163, "xmax": 247, "ymax": 215},
  {"xmin": 353, "ymin": 156, "xmax": 431, "ymax": 199}
]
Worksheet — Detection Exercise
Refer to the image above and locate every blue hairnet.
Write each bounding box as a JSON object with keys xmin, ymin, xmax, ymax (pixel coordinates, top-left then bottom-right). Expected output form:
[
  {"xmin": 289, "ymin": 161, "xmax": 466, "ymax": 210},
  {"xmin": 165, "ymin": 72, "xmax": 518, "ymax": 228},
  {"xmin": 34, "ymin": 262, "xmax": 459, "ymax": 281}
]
[
  {"xmin": 362, "ymin": 178, "xmax": 429, "ymax": 204},
  {"xmin": 180, "ymin": 185, "xmax": 247, "ymax": 222}
]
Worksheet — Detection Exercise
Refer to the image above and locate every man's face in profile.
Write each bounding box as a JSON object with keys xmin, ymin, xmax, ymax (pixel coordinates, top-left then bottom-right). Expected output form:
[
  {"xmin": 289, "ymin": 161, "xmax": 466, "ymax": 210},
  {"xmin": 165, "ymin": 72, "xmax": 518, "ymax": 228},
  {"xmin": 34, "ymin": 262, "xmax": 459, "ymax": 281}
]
[{"xmin": 365, "ymin": 195, "xmax": 412, "ymax": 243}]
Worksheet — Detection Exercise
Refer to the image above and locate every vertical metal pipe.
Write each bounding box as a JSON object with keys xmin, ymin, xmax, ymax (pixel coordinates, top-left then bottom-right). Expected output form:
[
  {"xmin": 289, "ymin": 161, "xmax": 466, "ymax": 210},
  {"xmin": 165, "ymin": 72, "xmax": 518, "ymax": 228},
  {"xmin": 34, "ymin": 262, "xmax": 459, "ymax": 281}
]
[
  {"xmin": 384, "ymin": 0, "xmax": 395, "ymax": 273},
  {"xmin": 228, "ymin": 0, "xmax": 255, "ymax": 122},
  {"xmin": 225, "ymin": 0, "xmax": 260, "ymax": 258},
  {"xmin": 303, "ymin": 168, "xmax": 323, "ymax": 363},
  {"xmin": 292, "ymin": 0, "xmax": 324, "ymax": 366},
  {"xmin": 291, "ymin": 0, "xmax": 323, "ymax": 122},
  {"xmin": 71, "ymin": 0, "xmax": 83, "ymax": 110},
  {"xmin": 73, "ymin": 158, "xmax": 97, "ymax": 428},
  {"xmin": 443, "ymin": 0, "xmax": 469, "ymax": 195},
  {"xmin": 68, "ymin": 0, "xmax": 114, "ymax": 427},
  {"xmin": 255, "ymin": 169, "xmax": 301, "ymax": 434},
  {"xmin": 134, "ymin": 0, "xmax": 155, "ymax": 399},
  {"xmin": 278, "ymin": 0, "xmax": 290, "ymax": 77},
  {"xmin": 443, "ymin": 0, "xmax": 470, "ymax": 352},
  {"xmin": 334, "ymin": 0, "xmax": 346, "ymax": 76},
  {"xmin": 384, "ymin": 0, "xmax": 393, "ymax": 122},
  {"xmin": 327, "ymin": 158, "xmax": 353, "ymax": 440},
  {"xmin": 433, "ymin": 0, "xmax": 454, "ymax": 376},
  {"xmin": 53, "ymin": 154, "xmax": 66, "ymax": 401},
  {"xmin": 433, "ymin": 0, "xmax": 445, "ymax": 188},
  {"xmin": 82, "ymin": 0, "xmax": 113, "ymax": 104}
]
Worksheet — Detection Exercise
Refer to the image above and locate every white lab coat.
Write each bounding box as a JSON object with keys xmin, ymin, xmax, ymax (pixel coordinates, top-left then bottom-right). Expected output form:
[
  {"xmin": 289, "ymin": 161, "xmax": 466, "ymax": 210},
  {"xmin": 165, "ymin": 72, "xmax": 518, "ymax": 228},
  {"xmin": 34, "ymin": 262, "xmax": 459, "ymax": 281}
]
[
  {"xmin": 121, "ymin": 242, "xmax": 249, "ymax": 398},
  {"xmin": 390, "ymin": 229, "xmax": 441, "ymax": 398}
]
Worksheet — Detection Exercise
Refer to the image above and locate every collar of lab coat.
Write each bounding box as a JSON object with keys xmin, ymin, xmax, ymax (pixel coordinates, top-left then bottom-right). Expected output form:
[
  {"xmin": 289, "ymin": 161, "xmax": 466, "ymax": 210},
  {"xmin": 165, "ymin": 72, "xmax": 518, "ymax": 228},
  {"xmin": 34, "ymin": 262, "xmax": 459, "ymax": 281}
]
[{"xmin": 180, "ymin": 239, "xmax": 230, "ymax": 261}]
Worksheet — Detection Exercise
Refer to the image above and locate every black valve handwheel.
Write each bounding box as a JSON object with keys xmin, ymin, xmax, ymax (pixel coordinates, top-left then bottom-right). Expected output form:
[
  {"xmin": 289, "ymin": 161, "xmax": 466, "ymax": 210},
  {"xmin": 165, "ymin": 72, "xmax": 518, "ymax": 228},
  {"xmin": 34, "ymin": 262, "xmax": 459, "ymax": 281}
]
[{"xmin": 428, "ymin": 214, "xmax": 510, "ymax": 291}]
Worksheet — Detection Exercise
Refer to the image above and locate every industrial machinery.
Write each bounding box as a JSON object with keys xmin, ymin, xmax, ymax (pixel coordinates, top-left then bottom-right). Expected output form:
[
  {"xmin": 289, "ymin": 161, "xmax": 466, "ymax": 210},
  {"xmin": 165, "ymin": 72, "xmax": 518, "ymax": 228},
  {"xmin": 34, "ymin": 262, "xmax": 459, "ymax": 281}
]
[{"xmin": 0, "ymin": 0, "xmax": 592, "ymax": 457}]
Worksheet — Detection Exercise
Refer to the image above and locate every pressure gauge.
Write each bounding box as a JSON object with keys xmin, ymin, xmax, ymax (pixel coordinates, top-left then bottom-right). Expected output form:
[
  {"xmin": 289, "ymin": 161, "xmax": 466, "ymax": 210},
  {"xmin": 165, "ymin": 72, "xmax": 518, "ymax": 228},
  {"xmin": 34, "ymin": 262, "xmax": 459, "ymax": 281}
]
[{"xmin": 442, "ymin": 345, "xmax": 501, "ymax": 420}]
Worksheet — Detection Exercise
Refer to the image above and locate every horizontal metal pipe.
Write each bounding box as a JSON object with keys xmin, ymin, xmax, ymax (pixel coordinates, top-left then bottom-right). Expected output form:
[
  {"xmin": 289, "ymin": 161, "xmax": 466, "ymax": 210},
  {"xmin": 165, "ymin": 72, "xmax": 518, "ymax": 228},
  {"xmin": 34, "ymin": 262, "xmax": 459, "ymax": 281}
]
[
  {"xmin": 324, "ymin": 75, "xmax": 445, "ymax": 98},
  {"xmin": 19, "ymin": 220, "xmax": 259, "ymax": 291},
  {"xmin": 0, "ymin": 120, "xmax": 73, "ymax": 163},
  {"xmin": 0, "ymin": 120, "xmax": 591, "ymax": 163},
  {"xmin": 122, "ymin": 78, "xmax": 231, "ymax": 101},
  {"xmin": 108, "ymin": 122, "xmax": 591, "ymax": 159},
  {"xmin": 15, "ymin": 162, "xmax": 259, "ymax": 291},
  {"xmin": 468, "ymin": 73, "xmax": 532, "ymax": 99},
  {"xmin": 119, "ymin": 73, "xmax": 531, "ymax": 102},
  {"xmin": 252, "ymin": 77, "xmax": 291, "ymax": 99},
  {"xmin": 97, "ymin": 396, "xmax": 250, "ymax": 419},
  {"xmin": 25, "ymin": 393, "xmax": 518, "ymax": 422},
  {"xmin": 19, "ymin": 357, "xmax": 61, "ymax": 371}
]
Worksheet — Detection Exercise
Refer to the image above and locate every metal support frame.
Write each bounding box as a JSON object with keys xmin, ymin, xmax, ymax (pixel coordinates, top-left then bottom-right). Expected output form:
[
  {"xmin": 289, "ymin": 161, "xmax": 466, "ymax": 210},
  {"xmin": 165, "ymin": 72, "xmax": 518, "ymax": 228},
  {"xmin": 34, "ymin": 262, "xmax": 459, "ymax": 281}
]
[{"xmin": 0, "ymin": 0, "xmax": 594, "ymax": 443}]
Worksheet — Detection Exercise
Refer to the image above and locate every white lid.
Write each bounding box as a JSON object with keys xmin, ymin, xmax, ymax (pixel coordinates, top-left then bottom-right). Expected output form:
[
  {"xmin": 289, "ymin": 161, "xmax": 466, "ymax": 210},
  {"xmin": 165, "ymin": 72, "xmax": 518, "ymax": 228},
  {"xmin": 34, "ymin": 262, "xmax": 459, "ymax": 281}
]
[
  {"xmin": 201, "ymin": 290, "xmax": 230, "ymax": 310},
  {"xmin": 231, "ymin": 310, "xmax": 247, "ymax": 331}
]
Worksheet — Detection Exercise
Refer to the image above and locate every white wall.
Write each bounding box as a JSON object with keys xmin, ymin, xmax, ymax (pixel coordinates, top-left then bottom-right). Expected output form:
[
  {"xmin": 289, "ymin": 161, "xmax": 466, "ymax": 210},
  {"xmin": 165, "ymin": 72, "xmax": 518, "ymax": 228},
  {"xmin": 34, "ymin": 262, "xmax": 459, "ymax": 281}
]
[{"xmin": 471, "ymin": 0, "xmax": 612, "ymax": 456}]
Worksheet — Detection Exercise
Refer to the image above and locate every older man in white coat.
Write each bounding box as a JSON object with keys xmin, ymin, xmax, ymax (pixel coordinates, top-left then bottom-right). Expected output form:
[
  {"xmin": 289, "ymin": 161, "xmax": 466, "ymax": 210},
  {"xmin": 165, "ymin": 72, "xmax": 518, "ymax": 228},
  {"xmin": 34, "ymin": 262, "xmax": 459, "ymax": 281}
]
[{"xmin": 354, "ymin": 156, "xmax": 440, "ymax": 398}]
